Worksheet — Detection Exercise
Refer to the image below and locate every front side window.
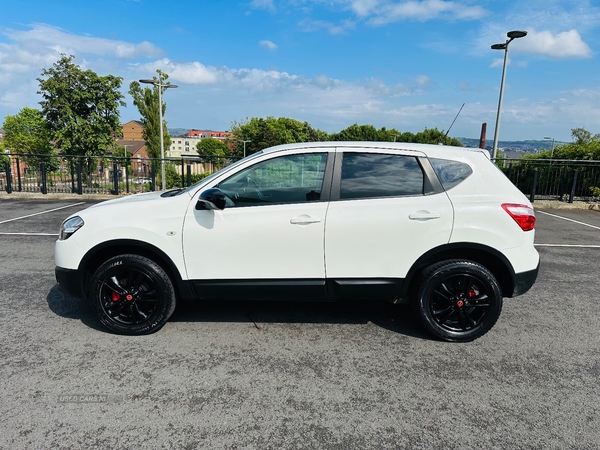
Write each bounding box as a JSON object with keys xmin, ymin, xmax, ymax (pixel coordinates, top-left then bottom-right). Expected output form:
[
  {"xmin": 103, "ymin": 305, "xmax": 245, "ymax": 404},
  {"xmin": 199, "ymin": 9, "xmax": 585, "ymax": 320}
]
[
  {"xmin": 340, "ymin": 153, "xmax": 424, "ymax": 199},
  {"xmin": 218, "ymin": 153, "xmax": 328, "ymax": 207}
]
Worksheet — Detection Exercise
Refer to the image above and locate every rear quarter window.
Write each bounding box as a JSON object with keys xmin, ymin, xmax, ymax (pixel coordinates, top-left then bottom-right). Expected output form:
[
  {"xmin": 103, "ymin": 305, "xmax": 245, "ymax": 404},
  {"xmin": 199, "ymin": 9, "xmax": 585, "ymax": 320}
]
[{"xmin": 429, "ymin": 158, "xmax": 473, "ymax": 190}]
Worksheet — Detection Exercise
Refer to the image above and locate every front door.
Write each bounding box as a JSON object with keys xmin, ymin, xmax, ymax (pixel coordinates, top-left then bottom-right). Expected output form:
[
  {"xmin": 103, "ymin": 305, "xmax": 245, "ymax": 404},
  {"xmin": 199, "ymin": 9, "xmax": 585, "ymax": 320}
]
[{"xmin": 182, "ymin": 150, "xmax": 332, "ymax": 299}]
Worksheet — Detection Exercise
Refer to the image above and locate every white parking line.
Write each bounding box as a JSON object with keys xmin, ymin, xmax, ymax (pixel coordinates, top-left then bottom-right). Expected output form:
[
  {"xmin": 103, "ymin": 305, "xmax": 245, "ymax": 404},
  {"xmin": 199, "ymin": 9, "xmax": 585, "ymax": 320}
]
[
  {"xmin": 0, "ymin": 232, "xmax": 58, "ymax": 236},
  {"xmin": 537, "ymin": 210, "xmax": 600, "ymax": 231},
  {"xmin": 535, "ymin": 244, "xmax": 600, "ymax": 248},
  {"xmin": 0, "ymin": 202, "xmax": 85, "ymax": 225}
]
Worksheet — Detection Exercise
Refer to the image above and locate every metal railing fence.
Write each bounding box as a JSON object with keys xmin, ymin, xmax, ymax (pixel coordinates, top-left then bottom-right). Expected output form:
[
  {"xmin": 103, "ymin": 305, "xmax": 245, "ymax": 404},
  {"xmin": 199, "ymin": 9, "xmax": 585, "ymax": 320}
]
[
  {"xmin": 494, "ymin": 158, "xmax": 600, "ymax": 203},
  {"xmin": 1, "ymin": 153, "xmax": 237, "ymax": 195},
  {"xmin": 3, "ymin": 154, "xmax": 600, "ymax": 203}
]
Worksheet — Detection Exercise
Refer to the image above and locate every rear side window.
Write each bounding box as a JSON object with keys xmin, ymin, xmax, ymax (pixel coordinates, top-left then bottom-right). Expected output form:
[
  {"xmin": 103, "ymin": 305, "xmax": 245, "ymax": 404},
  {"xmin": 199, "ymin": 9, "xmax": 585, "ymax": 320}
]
[
  {"xmin": 429, "ymin": 158, "xmax": 473, "ymax": 190},
  {"xmin": 340, "ymin": 153, "xmax": 424, "ymax": 199}
]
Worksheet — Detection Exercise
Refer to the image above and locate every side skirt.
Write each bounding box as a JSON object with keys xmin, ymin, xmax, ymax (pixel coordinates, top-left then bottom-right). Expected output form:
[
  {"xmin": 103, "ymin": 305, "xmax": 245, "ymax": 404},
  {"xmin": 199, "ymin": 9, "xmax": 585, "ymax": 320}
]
[{"xmin": 186, "ymin": 278, "xmax": 405, "ymax": 301}]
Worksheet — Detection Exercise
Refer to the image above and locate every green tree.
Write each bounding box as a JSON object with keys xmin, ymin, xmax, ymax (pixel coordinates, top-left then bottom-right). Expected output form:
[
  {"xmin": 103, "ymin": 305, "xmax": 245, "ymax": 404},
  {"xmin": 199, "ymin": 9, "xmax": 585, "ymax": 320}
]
[
  {"xmin": 328, "ymin": 124, "xmax": 462, "ymax": 146},
  {"xmin": 329, "ymin": 124, "xmax": 380, "ymax": 141},
  {"xmin": 571, "ymin": 127, "xmax": 593, "ymax": 145},
  {"xmin": 128, "ymin": 70, "xmax": 173, "ymax": 159},
  {"xmin": 412, "ymin": 128, "xmax": 462, "ymax": 146},
  {"xmin": 526, "ymin": 127, "xmax": 600, "ymax": 161},
  {"xmin": 196, "ymin": 137, "xmax": 230, "ymax": 164},
  {"xmin": 37, "ymin": 54, "xmax": 125, "ymax": 157},
  {"xmin": 1, "ymin": 107, "xmax": 58, "ymax": 169},
  {"xmin": 230, "ymin": 116, "xmax": 328, "ymax": 156},
  {"xmin": 0, "ymin": 142, "xmax": 9, "ymax": 168}
]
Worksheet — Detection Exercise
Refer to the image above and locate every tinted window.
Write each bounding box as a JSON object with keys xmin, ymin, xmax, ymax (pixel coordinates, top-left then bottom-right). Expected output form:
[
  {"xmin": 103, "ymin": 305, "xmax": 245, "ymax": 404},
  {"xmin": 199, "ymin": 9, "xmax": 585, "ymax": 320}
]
[
  {"xmin": 218, "ymin": 153, "xmax": 328, "ymax": 207},
  {"xmin": 429, "ymin": 158, "xmax": 473, "ymax": 190},
  {"xmin": 340, "ymin": 153, "xmax": 424, "ymax": 199}
]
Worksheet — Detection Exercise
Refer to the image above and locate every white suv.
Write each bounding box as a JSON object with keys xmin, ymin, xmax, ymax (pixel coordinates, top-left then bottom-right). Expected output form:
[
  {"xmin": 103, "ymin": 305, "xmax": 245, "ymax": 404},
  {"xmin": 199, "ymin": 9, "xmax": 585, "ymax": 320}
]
[{"xmin": 55, "ymin": 142, "xmax": 539, "ymax": 341}]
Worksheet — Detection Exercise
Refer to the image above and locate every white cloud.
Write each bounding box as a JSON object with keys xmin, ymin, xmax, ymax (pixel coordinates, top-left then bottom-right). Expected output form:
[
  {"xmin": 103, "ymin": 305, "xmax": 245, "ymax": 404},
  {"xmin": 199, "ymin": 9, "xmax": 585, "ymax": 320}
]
[
  {"xmin": 518, "ymin": 29, "xmax": 592, "ymax": 58},
  {"xmin": 362, "ymin": 0, "xmax": 488, "ymax": 25},
  {"xmin": 312, "ymin": 74, "xmax": 336, "ymax": 89},
  {"xmin": 490, "ymin": 58, "xmax": 505, "ymax": 68},
  {"xmin": 136, "ymin": 59, "xmax": 221, "ymax": 84},
  {"xmin": 3, "ymin": 24, "xmax": 163, "ymax": 59},
  {"xmin": 350, "ymin": 0, "xmax": 381, "ymax": 16},
  {"xmin": 259, "ymin": 40, "xmax": 278, "ymax": 50},
  {"xmin": 298, "ymin": 19, "xmax": 354, "ymax": 35},
  {"xmin": 250, "ymin": 0, "xmax": 275, "ymax": 12}
]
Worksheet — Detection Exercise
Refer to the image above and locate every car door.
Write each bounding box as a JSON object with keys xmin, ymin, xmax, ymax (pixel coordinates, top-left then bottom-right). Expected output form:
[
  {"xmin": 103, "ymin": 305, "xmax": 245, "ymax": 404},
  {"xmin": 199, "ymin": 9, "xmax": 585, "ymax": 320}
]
[
  {"xmin": 183, "ymin": 149, "xmax": 333, "ymax": 300},
  {"xmin": 324, "ymin": 148, "xmax": 453, "ymax": 297}
]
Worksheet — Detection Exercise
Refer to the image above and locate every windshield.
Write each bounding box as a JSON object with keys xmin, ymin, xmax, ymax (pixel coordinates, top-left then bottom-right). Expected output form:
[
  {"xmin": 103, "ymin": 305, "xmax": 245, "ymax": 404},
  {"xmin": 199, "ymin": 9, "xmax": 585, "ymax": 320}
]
[{"xmin": 176, "ymin": 151, "xmax": 264, "ymax": 196}]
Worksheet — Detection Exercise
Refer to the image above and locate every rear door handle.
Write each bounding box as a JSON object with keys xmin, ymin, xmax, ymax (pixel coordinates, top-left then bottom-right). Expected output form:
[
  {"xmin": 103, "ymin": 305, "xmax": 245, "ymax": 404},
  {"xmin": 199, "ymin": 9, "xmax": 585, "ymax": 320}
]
[{"xmin": 409, "ymin": 211, "xmax": 441, "ymax": 221}]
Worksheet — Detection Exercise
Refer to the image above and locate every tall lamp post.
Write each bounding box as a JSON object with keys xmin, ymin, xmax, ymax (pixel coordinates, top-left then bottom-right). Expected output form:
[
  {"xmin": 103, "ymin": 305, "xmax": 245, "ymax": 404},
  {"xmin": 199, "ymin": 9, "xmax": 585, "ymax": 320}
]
[
  {"xmin": 239, "ymin": 140, "xmax": 251, "ymax": 158},
  {"xmin": 491, "ymin": 30, "xmax": 527, "ymax": 160},
  {"xmin": 543, "ymin": 136, "xmax": 555, "ymax": 159},
  {"xmin": 139, "ymin": 79, "xmax": 178, "ymax": 190}
]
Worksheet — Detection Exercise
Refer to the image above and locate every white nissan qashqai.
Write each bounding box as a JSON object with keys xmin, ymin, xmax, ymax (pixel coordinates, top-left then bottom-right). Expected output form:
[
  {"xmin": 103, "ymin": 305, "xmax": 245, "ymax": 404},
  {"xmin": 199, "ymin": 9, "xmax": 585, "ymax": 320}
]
[{"xmin": 55, "ymin": 142, "xmax": 539, "ymax": 341}]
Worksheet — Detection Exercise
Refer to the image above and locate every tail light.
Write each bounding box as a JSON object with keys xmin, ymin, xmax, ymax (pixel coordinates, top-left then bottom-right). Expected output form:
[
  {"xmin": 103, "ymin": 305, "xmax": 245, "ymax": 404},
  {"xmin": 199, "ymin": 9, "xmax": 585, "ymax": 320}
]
[{"xmin": 501, "ymin": 204, "xmax": 536, "ymax": 231}]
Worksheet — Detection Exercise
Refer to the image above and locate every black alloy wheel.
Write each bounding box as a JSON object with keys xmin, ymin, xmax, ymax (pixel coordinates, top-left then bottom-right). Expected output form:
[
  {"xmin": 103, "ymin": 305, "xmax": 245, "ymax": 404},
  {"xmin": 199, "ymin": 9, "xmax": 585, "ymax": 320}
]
[
  {"xmin": 414, "ymin": 260, "xmax": 503, "ymax": 342},
  {"xmin": 89, "ymin": 255, "xmax": 176, "ymax": 335}
]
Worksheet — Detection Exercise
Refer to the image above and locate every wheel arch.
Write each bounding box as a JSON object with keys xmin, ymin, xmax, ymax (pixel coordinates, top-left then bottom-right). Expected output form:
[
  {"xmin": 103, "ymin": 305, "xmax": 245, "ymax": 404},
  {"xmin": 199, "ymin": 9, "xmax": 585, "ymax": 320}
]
[
  {"xmin": 401, "ymin": 243, "xmax": 517, "ymax": 298},
  {"xmin": 78, "ymin": 239, "xmax": 193, "ymax": 300}
]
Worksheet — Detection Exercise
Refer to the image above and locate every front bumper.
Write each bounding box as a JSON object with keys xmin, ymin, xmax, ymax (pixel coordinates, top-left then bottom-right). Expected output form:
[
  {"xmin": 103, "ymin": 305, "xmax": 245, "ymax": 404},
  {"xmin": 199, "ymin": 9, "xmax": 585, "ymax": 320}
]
[{"xmin": 55, "ymin": 267, "xmax": 84, "ymax": 298}]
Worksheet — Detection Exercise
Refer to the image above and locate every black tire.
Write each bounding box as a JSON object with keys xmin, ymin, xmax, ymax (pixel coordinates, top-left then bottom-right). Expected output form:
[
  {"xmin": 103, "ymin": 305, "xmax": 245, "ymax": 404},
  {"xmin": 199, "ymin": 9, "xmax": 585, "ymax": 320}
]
[
  {"xmin": 89, "ymin": 255, "xmax": 176, "ymax": 335},
  {"xmin": 413, "ymin": 260, "xmax": 503, "ymax": 342}
]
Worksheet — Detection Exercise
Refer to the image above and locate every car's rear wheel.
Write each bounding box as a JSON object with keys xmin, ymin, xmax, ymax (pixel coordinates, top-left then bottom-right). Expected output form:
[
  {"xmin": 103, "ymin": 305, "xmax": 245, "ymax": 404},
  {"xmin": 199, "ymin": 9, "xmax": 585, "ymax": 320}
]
[
  {"xmin": 89, "ymin": 255, "xmax": 176, "ymax": 335},
  {"xmin": 413, "ymin": 260, "xmax": 503, "ymax": 342}
]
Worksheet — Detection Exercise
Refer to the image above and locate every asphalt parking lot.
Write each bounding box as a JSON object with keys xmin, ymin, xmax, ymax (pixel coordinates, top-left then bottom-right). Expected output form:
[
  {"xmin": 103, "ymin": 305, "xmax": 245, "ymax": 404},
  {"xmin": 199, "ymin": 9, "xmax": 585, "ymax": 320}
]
[{"xmin": 0, "ymin": 197, "xmax": 599, "ymax": 449}]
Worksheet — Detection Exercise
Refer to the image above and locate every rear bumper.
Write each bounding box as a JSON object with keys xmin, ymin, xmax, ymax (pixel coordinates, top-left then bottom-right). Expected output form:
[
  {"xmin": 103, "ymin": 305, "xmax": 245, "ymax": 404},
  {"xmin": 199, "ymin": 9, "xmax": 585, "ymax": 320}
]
[
  {"xmin": 512, "ymin": 262, "xmax": 540, "ymax": 297},
  {"xmin": 55, "ymin": 267, "xmax": 84, "ymax": 298}
]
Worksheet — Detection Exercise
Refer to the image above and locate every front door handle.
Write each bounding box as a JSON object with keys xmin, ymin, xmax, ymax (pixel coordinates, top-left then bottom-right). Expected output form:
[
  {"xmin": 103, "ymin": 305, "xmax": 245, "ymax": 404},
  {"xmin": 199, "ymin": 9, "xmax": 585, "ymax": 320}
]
[
  {"xmin": 290, "ymin": 215, "xmax": 321, "ymax": 225},
  {"xmin": 409, "ymin": 211, "xmax": 441, "ymax": 221}
]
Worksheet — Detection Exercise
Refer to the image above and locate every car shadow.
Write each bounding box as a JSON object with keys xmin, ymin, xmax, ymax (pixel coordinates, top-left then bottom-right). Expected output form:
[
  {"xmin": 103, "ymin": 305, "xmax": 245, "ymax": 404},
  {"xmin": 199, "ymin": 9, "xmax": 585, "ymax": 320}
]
[
  {"xmin": 171, "ymin": 298, "xmax": 430, "ymax": 339},
  {"xmin": 46, "ymin": 285, "xmax": 107, "ymax": 333},
  {"xmin": 47, "ymin": 284, "xmax": 430, "ymax": 339}
]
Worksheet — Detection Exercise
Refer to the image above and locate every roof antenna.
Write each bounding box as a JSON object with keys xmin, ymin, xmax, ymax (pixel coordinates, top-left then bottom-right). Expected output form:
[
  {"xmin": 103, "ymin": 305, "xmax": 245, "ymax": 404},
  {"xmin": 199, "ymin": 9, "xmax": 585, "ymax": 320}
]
[{"xmin": 442, "ymin": 103, "xmax": 465, "ymax": 145}]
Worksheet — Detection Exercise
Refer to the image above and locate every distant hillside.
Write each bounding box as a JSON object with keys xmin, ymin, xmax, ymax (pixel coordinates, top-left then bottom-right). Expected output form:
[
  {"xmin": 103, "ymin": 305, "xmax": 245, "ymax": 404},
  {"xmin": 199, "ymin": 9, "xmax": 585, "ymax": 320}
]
[
  {"xmin": 458, "ymin": 137, "xmax": 567, "ymax": 153},
  {"xmin": 166, "ymin": 128, "xmax": 565, "ymax": 153},
  {"xmin": 168, "ymin": 128, "xmax": 190, "ymax": 137}
]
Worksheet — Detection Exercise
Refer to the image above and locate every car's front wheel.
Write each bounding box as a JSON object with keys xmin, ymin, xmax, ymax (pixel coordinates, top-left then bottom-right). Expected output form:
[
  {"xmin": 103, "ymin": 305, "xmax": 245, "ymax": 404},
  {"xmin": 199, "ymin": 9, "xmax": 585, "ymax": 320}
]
[
  {"xmin": 89, "ymin": 255, "xmax": 176, "ymax": 335},
  {"xmin": 413, "ymin": 260, "xmax": 503, "ymax": 342}
]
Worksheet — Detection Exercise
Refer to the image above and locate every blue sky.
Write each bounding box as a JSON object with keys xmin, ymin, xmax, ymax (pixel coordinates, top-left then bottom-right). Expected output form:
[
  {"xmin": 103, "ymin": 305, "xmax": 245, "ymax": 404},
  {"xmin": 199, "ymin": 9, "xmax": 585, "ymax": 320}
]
[{"xmin": 1, "ymin": 0, "xmax": 599, "ymax": 141}]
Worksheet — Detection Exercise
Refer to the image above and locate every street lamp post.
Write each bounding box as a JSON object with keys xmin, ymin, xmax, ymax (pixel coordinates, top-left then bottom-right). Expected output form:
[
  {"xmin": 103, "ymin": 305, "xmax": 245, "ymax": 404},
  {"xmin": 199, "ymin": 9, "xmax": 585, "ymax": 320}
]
[
  {"xmin": 543, "ymin": 136, "xmax": 556, "ymax": 159},
  {"xmin": 139, "ymin": 79, "xmax": 178, "ymax": 190},
  {"xmin": 491, "ymin": 30, "xmax": 527, "ymax": 160},
  {"xmin": 240, "ymin": 140, "xmax": 251, "ymax": 158}
]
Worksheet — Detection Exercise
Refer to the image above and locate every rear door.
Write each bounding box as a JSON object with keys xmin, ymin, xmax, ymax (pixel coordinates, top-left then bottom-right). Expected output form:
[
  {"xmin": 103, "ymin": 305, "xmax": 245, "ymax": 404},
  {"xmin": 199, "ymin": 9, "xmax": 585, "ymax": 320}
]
[{"xmin": 324, "ymin": 148, "xmax": 454, "ymax": 295}]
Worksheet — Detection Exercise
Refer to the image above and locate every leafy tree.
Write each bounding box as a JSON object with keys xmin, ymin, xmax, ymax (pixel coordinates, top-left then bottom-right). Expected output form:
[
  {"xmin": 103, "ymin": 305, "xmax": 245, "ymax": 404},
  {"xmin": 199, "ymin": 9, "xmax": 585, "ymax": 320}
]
[
  {"xmin": 37, "ymin": 54, "xmax": 125, "ymax": 157},
  {"xmin": 1, "ymin": 107, "xmax": 59, "ymax": 169},
  {"xmin": 329, "ymin": 124, "xmax": 462, "ymax": 146},
  {"xmin": 230, "ymin": 116, "xmax": 328, "ymax": 156},
  {"xmin": 0, "ymin": 143, "xmax": 9, "ymax": 168},
  {"xmin": 129, "ymin": 70, "xmax": 173, "ymax": 159},
  {"xmin": 526, "ymin": 127, "xmax": 600, "ymax": 161},
  {"xmin": 329, "ymin": 124, "xmax": 380, "ymax": 141},
  {"xmin": 196, "ymin": 137, "xmax": 230, "ymax": 164},
  {"xmin": 412, "ymin": 128, "xmax": 462, "ymax": 146},
  {"xmin": 571, "ymin": 127, "xmax": 593, "ymax": 145}
]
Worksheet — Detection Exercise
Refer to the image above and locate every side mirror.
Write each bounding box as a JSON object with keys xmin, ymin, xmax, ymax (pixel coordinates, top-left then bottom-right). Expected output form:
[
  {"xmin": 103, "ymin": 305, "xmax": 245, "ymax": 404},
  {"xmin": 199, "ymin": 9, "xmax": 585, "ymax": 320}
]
[{"xmin": 196, "ymin": 188, "xmax": 226, "ymax": 210}]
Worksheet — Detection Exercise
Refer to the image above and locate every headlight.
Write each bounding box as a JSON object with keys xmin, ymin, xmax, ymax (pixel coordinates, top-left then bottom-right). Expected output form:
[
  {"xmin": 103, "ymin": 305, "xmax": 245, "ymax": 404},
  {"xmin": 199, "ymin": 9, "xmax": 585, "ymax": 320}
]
[{"xmin": 59, "ymin": 216, "xmax": 84, "ymax": 240}]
